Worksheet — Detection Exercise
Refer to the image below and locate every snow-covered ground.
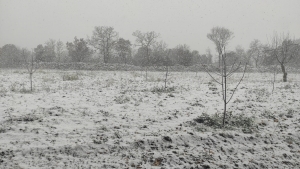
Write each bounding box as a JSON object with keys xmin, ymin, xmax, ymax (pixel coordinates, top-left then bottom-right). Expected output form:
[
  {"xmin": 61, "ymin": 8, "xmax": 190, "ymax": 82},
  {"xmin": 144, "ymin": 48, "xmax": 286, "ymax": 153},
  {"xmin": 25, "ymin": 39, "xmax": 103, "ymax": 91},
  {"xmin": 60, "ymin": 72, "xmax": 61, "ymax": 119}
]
[{"xmin": 0, "ymin": 69, "xmax": 299, "ymax": 169}]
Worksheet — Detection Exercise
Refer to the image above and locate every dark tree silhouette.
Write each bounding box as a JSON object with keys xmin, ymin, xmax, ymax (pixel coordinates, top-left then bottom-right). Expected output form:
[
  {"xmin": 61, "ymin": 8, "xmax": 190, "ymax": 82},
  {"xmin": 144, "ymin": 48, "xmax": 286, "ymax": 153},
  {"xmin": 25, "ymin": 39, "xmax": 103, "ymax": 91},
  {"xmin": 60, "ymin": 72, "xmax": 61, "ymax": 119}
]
[
  {"xmin": 115, "ymin": 38, "xmax": 132, "ymax": 65},
  {"xmin": 89, "ymin": 26, "xmax": 118, "ymax": 63},
  {"xmin": 268, "ymin": 33, "xmax": 299, "ymax": 82},
  {"xmin": 133, "ymin": 30, "xmax": 159, "ymax": 80},
  {"xmin": 66, "ymin": 37, "xmax": 92, "ymax": 62}
]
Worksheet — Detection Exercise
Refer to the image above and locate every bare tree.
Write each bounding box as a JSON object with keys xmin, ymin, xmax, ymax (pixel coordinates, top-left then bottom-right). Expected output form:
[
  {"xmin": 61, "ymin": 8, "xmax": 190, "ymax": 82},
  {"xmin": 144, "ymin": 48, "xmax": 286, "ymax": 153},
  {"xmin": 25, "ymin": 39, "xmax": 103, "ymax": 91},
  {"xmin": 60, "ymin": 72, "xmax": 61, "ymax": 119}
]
[
  {"xmin": 206, "ymin": 27, "xmax": 247, "ymax": 126},
  {"xmin": 175, "ymin": 44, "xmax": 193, "ymax": 66},
  {"xmin": 89, "ymin": 26, "xmax": 118, "ymax": 63},
  {"xmin": 44, "ymin": 39, "xmax": 56, "ymax": 62},
  {"xmin": 268, "ymin": 33, "xmax": 299, "ymax": 82},
  {"xmin": 206, "ymin": 48, "xmax": 213, "ymax": 64},
  {"xmin": 248, "ymin": 39, "xmax": 263, "ymax": 68},
  {"xmin": 133, "ymin": 30, "xmax": 160, "ymax": 80},
  {"xmin": 163, "ymin": 49, "xmax": 173, "ymax": 89},
  {"xmin": 56, "ymin": 40, "xmax": 64, "ymax": 63},
  {"xmin": 115, "ymin": 38, "xmax": 132, "ymax": 65},
  {"xmin": 152, "ymin": 41, "xmax": 172, "ymax": 89},
  {"xmin": 207, "ymin": 27, "xmax": 234, "ymax": 68},
  {"xmin": 0, "ymin": 44, "xmax": 22, "ymax": 67},
  {"xmin": 22, "ymin": 49, "xmax": 38, "ymax": 92}
]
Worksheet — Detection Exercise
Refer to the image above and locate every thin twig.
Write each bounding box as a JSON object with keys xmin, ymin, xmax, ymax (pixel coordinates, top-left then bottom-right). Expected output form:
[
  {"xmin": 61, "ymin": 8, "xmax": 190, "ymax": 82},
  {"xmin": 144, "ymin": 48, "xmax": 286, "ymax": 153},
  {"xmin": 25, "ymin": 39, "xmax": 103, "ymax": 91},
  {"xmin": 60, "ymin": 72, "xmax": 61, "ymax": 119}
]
[
  {"xmin": 203, "ymin": 65, "xmax": 222, "ymax": 85},
  {"xmin": 226, "ymin": 64, "xmax": 247, "ymax": 104}
]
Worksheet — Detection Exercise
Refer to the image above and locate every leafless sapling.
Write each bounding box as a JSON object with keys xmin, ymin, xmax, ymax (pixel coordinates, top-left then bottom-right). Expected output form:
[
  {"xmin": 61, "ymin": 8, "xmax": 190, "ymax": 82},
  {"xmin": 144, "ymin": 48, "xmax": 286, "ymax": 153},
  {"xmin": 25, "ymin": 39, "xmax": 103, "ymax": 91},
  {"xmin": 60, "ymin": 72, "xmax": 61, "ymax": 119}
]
[
  {"xmin": 206, "ymin": 27, "xmax": 247, "ymax": 126},
  {"xmin": 22, "ymin": 49, "xmax": 38, "ymax": 92},
  {"xmin": 204, "ymin": 49, "xmax": 247, "ymax": 127},
  {"xmin": 163, "ymin": 50, "xmax": 173, "ymax": 89},
  {"xmin": 270, "ymin": 64, "xmax": 278, "ymax": 94}
]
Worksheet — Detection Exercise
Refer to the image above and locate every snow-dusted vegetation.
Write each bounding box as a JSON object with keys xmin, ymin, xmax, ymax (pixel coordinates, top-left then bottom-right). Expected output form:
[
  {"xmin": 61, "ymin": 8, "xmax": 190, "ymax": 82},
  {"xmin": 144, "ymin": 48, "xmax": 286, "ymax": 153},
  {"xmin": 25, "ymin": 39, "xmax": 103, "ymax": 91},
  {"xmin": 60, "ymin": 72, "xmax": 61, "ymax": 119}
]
[
  {"xmin": 0, "ymin": 70, "xmax": 299, "ymax": 168},
  {"xmin": 1, "ymin": 1, "xmax": 300, "ymax": 168}
]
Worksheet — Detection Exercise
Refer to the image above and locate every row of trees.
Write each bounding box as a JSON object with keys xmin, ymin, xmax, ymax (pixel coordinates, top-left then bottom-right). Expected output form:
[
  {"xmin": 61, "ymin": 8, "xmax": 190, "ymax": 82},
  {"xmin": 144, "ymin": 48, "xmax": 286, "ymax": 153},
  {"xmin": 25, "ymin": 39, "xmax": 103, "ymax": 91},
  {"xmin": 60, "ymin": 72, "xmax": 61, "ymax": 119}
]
[
  {"xmin": 0, "ymin": 26, "xmax": 299, "ymax": 72},
  {"xmin": 0, "ymin": 26, "xmax": 213, "ymax": 68}
]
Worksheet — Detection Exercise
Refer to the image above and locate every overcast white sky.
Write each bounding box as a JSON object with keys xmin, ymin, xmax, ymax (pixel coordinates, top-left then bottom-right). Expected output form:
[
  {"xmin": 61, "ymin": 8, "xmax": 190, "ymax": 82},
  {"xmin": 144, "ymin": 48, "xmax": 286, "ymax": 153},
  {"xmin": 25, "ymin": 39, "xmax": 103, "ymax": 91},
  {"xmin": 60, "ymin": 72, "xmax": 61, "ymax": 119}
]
[{"xmin": 1, "ymin": 0, "xmax": 300, "ymax": 55}]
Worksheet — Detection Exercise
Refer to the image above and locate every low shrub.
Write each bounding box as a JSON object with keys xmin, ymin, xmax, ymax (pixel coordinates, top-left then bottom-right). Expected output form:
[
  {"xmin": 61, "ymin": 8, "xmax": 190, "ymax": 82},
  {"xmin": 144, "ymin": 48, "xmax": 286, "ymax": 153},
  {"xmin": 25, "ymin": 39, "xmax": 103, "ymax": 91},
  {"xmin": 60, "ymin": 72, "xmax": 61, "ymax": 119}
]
[
  {"xmin": 247, "ymin": 88, "xmax": 270, "ymax": 102},
  {"xmin": 248, "ymin": 88, "xmax": 270, "ymax": 98},
  {"xmin": 194, "ymin": 112, "xmax": 255, "ymax": 130},
  {"xmin": 0, "ymin": 87, "xmax": 8, "ymax": 94},
  {"xmin": 9, "ymin": 82, "xmax": 18, "ymax": 92},
  {"xmin": 194, "ymin": 113, "xmax": 223, "ymax": 128},
  {"xmin": 151, "ymin": 86, "xmax": 175, "ymax": 93},
  {"xmin": 9, "ymin": 82, "xmax": 32, "ymax": 93},
  {"xmin": 0, "ymin": 125, "xmax": 6, "ymax": 133},
  {"xmin": 20, "ymin": 87, "xmax": 32, "ymax": 94},
  {"xmin": 41, "ymin": 83, "xmax": 51, "ymax": 92},
  {"xmin": 261, "ymin": 110, "xmax": 276, "ymax": 119},
  {"xmin": 283, "ymin": 84, "xmax": 292, "ymax": 90},
  {"xmin": 15, "ymin": 114, "xmax": 40, "ymax": 122},
  {"xmin": 63, "ymin": 74, "xmax": 79, "ymax": 81},
  {"xmin": 114, "ymin": 95, "xmax": 130, "ymax": 104},
  {"xmin": 105, "ymin": 78, "xmax": 115, "ymax": 88}
]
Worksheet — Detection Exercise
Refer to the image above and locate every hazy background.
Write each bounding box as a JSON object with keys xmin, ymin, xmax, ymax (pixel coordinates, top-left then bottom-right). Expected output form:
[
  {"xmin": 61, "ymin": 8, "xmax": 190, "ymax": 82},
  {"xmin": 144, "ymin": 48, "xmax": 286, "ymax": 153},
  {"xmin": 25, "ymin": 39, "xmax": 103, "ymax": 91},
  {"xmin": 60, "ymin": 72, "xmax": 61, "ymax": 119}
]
[{"xmin": 1, "ymin": 0, "xmax": 300, "ymax": 54}]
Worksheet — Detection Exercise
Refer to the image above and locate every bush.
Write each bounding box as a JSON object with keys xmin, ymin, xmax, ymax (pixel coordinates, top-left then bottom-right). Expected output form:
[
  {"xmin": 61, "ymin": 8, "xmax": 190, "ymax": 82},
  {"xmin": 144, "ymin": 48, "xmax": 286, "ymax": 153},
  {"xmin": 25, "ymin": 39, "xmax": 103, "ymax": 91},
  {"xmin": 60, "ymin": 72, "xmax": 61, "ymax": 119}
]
[
  {"xmin": 63, "ymin": 74, "xmax": 79, "ymax": 81},
  {"xmin": 283, "ymin": 84, "xmax": 292, "ymax": 90},
  {"xmin": 151, "ymin": 86, "xmax": 175, "ymax": 93},
  {"xmin": 247, "ymin": 88, "xmax": 270, "ymax": 102},
  {"xmin": 9, "ymin": 82, "xmax": 32, "ymax": 93},
  {"xmin": 20, "ymin": 87, "xmax": 32, "ymax": 94},
  {"xmin": 114, "ymin": 95, "xmax": 130, "ymax": 104},
  {"xmin": 15, "ymin": 114, "xmax": 40, "ymax": 122},
  {"xmin": 0, "ymin": 125, "xmax": 6, "ymax": 133},
  {"xmin": 194, "ymin": 113, "xmax": 223, "ymax": 128},
  {"xmin": 0, "ymin": 87, "xmax": 8, "ymax": 94},
  {"xmin": 261, "ymin": 110, "xmax": 276, "ymax": 119},
  {"xmin": 228, "ymin": 114, "xmax": 254, "ymax": 128},
  {"xmin": 194, "ymin": 112, "xmax": 255, "ymax": 130},
  {"xmin": 248, "ymin": 88, "xmax": 270, "ymax": 98}
]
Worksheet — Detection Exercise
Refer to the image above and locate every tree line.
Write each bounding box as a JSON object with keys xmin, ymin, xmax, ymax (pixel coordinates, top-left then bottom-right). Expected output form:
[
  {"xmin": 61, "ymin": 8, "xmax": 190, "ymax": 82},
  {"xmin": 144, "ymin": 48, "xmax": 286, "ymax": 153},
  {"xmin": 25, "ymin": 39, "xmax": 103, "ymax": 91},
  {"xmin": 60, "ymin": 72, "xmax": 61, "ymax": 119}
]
[{"xmin": 0, "ymin": 26, "xmax": 299, "ymax": 71}]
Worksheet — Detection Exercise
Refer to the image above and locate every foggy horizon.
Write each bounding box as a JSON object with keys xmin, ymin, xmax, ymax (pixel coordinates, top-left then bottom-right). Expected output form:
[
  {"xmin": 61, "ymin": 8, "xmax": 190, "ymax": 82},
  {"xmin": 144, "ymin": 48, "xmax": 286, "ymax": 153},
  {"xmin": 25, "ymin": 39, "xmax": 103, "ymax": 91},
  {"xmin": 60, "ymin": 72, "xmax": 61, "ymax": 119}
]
[{"xmin": 1, "ymin": 0, "xmax": 300, "ymax": 55}]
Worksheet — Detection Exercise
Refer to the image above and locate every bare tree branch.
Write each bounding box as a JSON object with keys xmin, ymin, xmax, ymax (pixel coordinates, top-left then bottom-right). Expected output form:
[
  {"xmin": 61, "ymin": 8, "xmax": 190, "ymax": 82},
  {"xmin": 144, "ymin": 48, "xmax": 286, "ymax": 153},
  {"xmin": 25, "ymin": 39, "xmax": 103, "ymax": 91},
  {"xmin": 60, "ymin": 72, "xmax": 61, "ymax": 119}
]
[
  {"xmin": 203, "ymin": 65, "xmax": 222, "ymax": 85},
  {"xmin": 226, "ymin": 64, "xmax": 247, "ymax": 104}
]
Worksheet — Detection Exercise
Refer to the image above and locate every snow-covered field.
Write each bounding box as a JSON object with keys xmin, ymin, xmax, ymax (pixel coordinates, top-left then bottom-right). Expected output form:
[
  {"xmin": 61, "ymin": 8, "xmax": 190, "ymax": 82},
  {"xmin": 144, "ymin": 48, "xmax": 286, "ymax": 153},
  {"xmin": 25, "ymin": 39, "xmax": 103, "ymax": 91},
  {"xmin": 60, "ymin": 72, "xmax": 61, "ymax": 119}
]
[{"xmin": 0, "ymin": 69, "xmax": 299, "ymax": 169}]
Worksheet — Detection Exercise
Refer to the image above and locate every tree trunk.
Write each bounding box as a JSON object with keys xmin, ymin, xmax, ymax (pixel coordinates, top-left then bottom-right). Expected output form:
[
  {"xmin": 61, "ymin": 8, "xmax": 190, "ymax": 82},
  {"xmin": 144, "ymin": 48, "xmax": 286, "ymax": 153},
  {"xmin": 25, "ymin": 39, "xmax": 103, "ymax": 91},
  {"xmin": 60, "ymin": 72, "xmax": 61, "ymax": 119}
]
[
  {"xmin": 165, "ymin": 66, "xmax": 168, "ymax": 89},
  {"xmin": 223, "ymin": 53, "xmax": 227, "ymax": 127},
  {"xmin": 283, "ymin": 73, "xmax": 287, "ymax": 82},
  {"xmin": 146, "ymin": 47, "xmax": 149, "ymax": 81},
  {"xmin": 219, "ymin": 55, "xmax": 221, "ymax": 68},
  {"xmin": 255, "ymin": 59, "xmax": 258, "ymax": 68},
  {"xmin": 145, "ymin": 67, "xmax": 148, "ymax": 81},
  {"xmin": 104, "ymin": 55, "xmax": 107, "ymax": 63},
  {"xmin": 30, "ymin": 73, "xmax": 33, "ymax": 91},
  {"xmin": 223, "ymin": 100, "xmax": 226, "ymax": 126},
  {"xmin": 280, "ymin": 63, "xmax": 287, "ymax": 82}
]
